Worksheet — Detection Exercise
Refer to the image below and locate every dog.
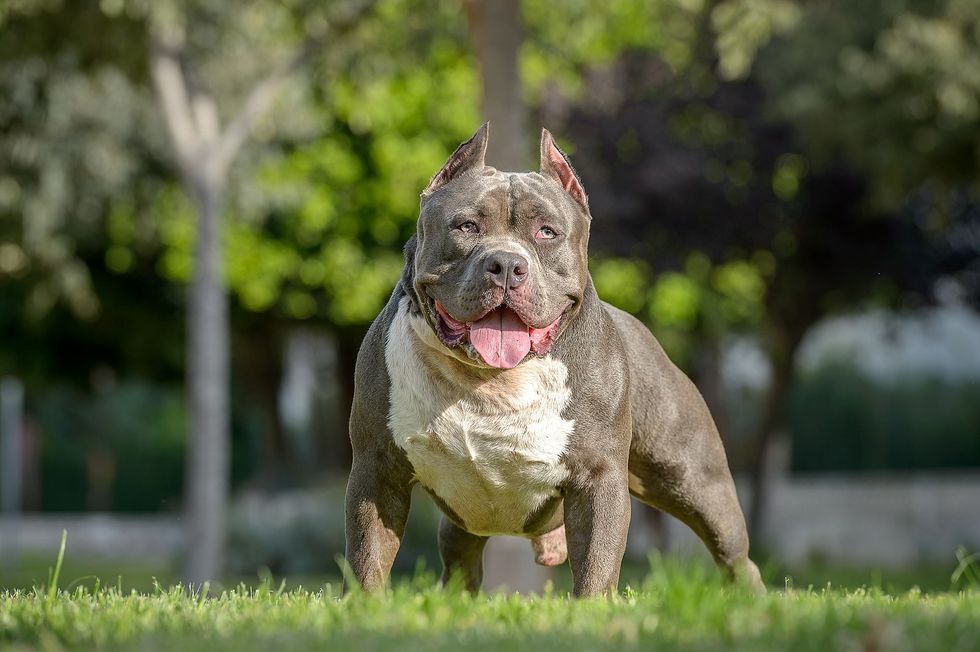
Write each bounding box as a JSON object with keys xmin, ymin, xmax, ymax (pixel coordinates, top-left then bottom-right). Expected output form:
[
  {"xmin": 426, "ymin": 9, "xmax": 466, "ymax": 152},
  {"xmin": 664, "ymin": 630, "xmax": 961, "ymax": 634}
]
[{"xmin": 344, "ymin": 123, "xmax": 764, "ymax": 596}]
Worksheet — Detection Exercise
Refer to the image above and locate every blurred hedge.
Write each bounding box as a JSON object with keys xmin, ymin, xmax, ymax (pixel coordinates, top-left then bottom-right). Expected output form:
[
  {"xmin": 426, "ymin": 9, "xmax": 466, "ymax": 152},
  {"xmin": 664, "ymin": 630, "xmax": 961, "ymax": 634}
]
[
  {"xmin": 23, "ymin": 364, "xmax": 980, "ymax": 515},
  {"xmin": 789, "ymin": 364, "xmax": 980, "ymax": 472},
  {"xmin": 31, "ymin": 380, "xmax": 261, "ymax": 512},
  {"xmin": 226, "ymin": 485, "xmax": 442, "ymax": 577}
]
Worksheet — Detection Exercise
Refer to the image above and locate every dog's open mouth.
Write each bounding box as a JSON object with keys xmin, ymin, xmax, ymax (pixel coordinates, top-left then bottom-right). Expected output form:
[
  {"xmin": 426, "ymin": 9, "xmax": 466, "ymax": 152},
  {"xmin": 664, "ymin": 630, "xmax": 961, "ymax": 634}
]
[{"xmin": 432, "ymin": 299, "xmax": 561, "ymax": 369}]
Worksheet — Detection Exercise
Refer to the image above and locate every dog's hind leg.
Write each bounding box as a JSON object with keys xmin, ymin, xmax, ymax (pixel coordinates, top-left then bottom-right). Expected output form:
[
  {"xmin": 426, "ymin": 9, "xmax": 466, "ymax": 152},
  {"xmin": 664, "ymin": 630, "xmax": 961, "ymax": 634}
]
[
  {"xmin": 628, "ymin": 445, "xmax": 765, "ymax": 594},
  {"xmin": 438, "ymin": 516, "xmax": 488, "ymax": 592},
  {"xmin": 605, "ymin": 303, "xmax": 765, "ymax": 593}
]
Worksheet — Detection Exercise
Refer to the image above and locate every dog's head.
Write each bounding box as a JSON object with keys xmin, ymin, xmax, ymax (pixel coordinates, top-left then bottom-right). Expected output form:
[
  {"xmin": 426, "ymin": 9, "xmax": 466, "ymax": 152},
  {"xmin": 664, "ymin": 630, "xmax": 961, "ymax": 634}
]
[{"xmin": 409, "ymin": 123, "xmax": 591, "ymax": 369}]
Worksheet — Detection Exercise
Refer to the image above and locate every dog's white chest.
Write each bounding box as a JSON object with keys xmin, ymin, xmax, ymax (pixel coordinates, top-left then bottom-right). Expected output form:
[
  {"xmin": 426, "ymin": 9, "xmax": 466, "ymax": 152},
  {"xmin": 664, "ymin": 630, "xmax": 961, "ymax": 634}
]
[{"xmin": 385, "ymin": 300, "xmax": 574, "ymax": 536}]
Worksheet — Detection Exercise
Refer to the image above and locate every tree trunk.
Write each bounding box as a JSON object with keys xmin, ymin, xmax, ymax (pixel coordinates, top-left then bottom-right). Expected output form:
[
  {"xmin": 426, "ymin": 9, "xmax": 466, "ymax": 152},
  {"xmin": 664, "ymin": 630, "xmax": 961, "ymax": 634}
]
[
  {"xmin": 184, "ymin": 183, "xmax": 230, "ymax": 585},
  {"xmin": 330, "ymin": 326, "xmax": 362, "ymax": 472},
  {"xmin": 465, "ymin": 0, "xmax": 528, "ymax": 170},
  {"xmin": 149, "ymin": 17, "xmax": 334, "ymax": 586},
  {"xmin": 240, "ymin": 321, "xmax": 292, "ymax": 489},
  {"xmin": 465, "ymin": 0, "xmax": 549, "ymax": 594},
  {"xmin": 746, "ymin": 329, "xmax": 801, "ymax": 544}
]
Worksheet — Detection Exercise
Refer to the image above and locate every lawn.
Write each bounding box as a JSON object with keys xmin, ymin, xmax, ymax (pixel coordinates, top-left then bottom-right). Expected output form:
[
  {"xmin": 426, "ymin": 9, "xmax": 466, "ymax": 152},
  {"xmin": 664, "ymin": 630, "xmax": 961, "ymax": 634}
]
[{"xmin": 2, "ymin": 557, "xmax": 979, "ymax": 652}]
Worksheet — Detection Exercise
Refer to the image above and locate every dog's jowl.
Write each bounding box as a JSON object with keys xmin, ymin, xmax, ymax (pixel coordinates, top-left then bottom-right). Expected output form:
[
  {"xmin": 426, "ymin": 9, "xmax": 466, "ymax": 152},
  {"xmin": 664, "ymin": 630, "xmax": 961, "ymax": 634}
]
[{"xmin": 344, "ymin": 123, "xmax": 765, "ymax": 596}]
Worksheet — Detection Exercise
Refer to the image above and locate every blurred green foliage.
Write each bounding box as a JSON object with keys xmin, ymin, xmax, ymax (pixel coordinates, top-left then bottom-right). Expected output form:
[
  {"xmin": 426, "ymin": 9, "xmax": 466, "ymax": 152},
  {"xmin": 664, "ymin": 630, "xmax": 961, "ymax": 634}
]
[
  {"xmin": 594, "ymin": 252, "xmax": 769, "ymax": 368},
  {"xmin": 751, "ymin": 0, "xmax": 980, "ymax": 207},
  {"xmin": 110, "ymin": 1, "xmax": 480, "ymax": 326},
  {"xmin": 5, "ymin": 0, "xmax": 974, "ymax": 334},
  {"xmin": 522, "ymin": 0, "xmax": 701, "ymax": 98}
]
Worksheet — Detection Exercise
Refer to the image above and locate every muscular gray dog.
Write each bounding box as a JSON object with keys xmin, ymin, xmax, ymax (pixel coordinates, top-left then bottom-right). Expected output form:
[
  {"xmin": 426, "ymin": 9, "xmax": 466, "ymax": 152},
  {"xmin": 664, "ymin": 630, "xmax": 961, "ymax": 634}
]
[{"xmin": 345, "ymin": 123, "xmax": 764, "ymax": 596}]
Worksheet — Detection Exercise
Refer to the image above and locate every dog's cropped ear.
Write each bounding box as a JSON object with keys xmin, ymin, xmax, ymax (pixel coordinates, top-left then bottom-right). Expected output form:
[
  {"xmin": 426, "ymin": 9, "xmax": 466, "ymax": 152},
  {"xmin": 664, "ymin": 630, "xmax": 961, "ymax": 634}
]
[
  {"xmin": 540, "ymin": 129, "xmax": 588, "ymax": 211},
  {"xmin": 422, "ymin": 122, "xmax": 489, "ymax": 196}
]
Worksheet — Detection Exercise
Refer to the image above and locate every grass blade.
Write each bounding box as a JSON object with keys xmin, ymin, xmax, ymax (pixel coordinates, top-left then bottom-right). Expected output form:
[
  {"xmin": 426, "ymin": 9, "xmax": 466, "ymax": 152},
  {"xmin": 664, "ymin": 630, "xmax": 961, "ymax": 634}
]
[
  {"xmin": 47, "ymin": 529, "xmax": 67, "ymax": 601},
  {"xmin": 952, "ymin": 546, "xmax": 980, "ymax": 590}
]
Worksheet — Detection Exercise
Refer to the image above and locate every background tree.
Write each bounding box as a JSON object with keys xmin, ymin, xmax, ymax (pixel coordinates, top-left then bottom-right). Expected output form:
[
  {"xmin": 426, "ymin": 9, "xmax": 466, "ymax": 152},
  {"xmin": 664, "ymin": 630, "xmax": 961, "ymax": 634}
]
[
  {"xmin": 464, "ymin": 0, "xmax": 540, "ymax": 592},
  {"xmin": 147, "ymin": 2, "xmax": 480, "ymax": 472},
  {"xmin": 718, "ymin": 0, "xmax": 980, "ymax": 530},
  {"xmin": 465, "ymin": 0, "xmax": 528, "ymax": 169},
  {"xmin": 0, "ymin": 3, "xmax": 161, "ymax": 323},
  {"xmin": 143, "ymin": 0, "xmax": 378, "ymax": 584}
]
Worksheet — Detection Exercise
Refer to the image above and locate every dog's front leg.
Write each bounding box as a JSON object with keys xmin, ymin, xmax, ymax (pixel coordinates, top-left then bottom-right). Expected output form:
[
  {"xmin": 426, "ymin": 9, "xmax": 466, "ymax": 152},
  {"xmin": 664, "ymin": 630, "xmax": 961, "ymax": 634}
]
[
  {"xmin": 563, "ymin": 461, "xmax": 631, "ymax": 597},
  {"xmin": 344, "ymin": 452, "xmax": 412, "ymax": 593}
]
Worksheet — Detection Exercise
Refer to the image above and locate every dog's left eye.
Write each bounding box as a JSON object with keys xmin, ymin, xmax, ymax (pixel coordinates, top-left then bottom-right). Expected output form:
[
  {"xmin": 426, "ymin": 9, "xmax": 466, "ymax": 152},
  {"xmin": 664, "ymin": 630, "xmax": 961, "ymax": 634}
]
[
  {"xmin": 536, "ymin": 226, "xmax": 557, "ymax": 240},
  {"xmin": 457, "ymin": 221, "xmax": 479, "ymax": 233}
]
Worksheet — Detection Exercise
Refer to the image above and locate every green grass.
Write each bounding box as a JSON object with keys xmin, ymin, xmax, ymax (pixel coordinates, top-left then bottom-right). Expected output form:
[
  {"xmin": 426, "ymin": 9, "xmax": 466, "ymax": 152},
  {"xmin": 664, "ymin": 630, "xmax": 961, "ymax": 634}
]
[
  {"xmin": 2, "ymin": 548, "xmax": 965, "ymax": 597},
  {"xmin": 2, "ymin": 557, "xmax": 979, "ymax": 652}
]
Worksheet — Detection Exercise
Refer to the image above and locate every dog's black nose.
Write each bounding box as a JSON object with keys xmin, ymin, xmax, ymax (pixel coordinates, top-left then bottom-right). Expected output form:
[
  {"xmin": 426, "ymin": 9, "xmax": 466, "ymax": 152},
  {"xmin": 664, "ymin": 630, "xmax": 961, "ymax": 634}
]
[{"xmin": 485, "ymin": 251, "xmax": 529, "ymax": 289}]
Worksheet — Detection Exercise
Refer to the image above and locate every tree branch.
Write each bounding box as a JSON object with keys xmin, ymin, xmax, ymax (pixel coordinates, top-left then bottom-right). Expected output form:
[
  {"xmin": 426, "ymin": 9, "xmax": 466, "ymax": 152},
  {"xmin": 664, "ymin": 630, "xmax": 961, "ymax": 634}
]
[
  {"xmin": 214, "ymin": 0, "xmax": 376, "ymax": 175},
  {"xmin": 191, "ymin": 88, "xmax": 222, "ymax": 147},
  {"xmin": 149, "ymin": 36, "xmax": 200, "ymax": 177},
  {"xmin": 213, "ymin": 37, "xmax": 320, "ymax": 176}
]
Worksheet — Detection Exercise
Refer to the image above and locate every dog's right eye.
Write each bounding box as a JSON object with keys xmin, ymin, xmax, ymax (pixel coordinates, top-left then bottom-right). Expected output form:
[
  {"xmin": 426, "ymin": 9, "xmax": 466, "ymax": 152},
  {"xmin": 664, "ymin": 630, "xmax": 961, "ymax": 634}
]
[{"xmin": 457, "ymin": 221, "xmax": 479, "ymax": 234}]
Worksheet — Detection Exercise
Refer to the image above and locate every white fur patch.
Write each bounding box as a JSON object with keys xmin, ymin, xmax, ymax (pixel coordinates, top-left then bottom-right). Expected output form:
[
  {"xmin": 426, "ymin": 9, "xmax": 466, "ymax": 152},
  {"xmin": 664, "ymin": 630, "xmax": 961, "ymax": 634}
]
[{"xmin": 385, "ymin": 298, "xmax": 574, "ymax": 536}]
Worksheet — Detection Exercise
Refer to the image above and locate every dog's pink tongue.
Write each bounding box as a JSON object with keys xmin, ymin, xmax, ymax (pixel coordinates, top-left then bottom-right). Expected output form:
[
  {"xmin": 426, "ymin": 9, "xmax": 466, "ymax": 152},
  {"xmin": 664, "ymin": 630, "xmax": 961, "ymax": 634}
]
[{"xmin": 469, "ymin": 306, "xmax": 531, "ymax": 369}]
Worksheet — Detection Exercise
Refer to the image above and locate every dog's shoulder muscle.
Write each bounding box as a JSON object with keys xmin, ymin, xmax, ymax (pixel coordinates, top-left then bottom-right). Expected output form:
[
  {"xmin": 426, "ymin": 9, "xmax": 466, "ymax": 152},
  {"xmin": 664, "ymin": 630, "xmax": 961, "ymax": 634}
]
[
  {"xmin": 350, "ymin": 280, "xmax": 409, "ymax": 452},
  {"xmin": 602, "ymin": 300, "xmax": 718, "ymax": 453},
  {"xmin": 547, "ymin": 291, "xmax": 634, "ymax": 478}
]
